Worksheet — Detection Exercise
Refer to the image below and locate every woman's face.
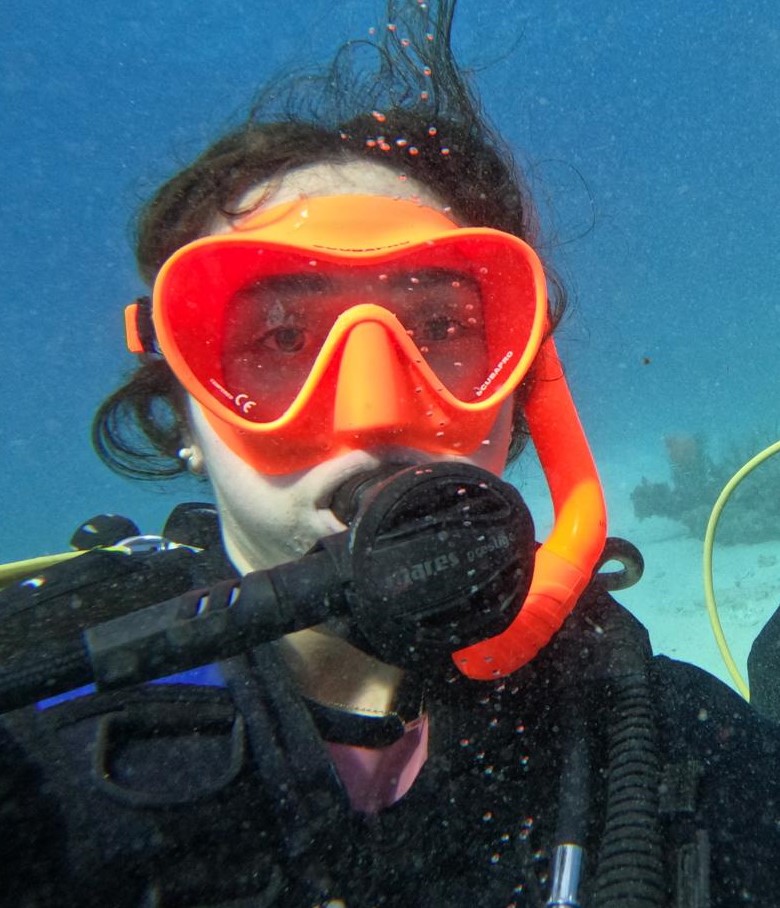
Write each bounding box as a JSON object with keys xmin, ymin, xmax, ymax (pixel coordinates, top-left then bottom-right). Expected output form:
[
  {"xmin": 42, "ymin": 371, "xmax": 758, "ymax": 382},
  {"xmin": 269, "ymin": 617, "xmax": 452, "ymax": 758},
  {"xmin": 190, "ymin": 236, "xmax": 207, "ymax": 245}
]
[{"xmin": 188, "ymin": 159, "xmax": 515, "ymax": 574}]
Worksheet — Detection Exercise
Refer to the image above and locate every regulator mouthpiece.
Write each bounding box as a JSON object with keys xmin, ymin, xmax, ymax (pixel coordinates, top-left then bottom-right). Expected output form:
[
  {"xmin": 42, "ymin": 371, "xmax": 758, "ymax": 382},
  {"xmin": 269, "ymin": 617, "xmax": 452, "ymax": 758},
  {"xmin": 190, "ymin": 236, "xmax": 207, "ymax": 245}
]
[{"xmin": 339, "ymin": 462, "xmax": 537, "ymax": 669}]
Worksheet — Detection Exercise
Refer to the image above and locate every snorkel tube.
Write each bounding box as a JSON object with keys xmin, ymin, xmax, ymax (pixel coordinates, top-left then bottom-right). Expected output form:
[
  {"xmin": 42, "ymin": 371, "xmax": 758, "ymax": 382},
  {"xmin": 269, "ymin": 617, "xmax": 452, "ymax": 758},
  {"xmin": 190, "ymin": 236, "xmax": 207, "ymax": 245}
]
[{"xmin": 454, "ymin": 337, "xmax": 607, "ymax": 679}]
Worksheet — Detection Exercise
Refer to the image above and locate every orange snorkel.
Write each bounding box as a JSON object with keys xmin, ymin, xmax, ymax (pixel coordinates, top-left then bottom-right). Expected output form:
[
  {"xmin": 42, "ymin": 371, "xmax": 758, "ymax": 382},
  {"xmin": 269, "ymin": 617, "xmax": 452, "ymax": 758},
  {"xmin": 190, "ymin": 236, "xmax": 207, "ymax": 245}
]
[{"xmin": 454, "ymin": 337, "xmax": 607, "ymax": 678}]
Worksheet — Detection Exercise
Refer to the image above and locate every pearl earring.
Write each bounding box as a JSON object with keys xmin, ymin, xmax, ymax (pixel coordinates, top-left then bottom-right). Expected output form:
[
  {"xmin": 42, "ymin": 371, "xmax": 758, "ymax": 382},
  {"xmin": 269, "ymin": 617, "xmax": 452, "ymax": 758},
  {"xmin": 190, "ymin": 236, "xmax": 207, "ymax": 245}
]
[{"xmin": 178, "ymin": 446, "xmax": 206, "ymax": 475}]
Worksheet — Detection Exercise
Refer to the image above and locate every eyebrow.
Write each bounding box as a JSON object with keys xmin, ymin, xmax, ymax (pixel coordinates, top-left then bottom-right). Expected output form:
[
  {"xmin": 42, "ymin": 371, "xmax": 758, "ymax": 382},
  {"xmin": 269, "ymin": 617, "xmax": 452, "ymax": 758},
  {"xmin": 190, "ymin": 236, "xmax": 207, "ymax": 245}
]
[
  {"xmin": 385, "ymin": 268, "xmax": 479, "ymax": 291},
  {"xmin": 237, "ymin": 273, "xmax": 331, "ymax": 297}
]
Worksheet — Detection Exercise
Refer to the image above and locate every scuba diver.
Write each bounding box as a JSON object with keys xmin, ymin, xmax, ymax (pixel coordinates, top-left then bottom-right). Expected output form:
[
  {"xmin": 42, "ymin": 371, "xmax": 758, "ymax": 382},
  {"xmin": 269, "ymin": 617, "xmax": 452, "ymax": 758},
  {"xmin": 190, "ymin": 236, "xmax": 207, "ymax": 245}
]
[{"xmin": 1, "ymin": 2, "xmax": 779, "ymax": 905}]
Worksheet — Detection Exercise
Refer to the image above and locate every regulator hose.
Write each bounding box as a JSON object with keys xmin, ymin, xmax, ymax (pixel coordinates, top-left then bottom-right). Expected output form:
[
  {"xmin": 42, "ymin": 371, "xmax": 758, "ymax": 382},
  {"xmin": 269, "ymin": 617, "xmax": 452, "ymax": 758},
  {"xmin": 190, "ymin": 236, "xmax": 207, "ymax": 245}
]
[{"xmin": 591, "ymin": 637, "xmax": 665, "ymax": 907}]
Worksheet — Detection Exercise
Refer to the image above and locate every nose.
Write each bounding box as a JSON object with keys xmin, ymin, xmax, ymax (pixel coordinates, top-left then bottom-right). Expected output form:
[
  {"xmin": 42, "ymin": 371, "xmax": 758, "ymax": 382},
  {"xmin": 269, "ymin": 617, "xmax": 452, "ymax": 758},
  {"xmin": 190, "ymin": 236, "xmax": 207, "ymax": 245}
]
[{"xmin": 333, "ymin": 321, "xmax": 417, "ymax": 433}]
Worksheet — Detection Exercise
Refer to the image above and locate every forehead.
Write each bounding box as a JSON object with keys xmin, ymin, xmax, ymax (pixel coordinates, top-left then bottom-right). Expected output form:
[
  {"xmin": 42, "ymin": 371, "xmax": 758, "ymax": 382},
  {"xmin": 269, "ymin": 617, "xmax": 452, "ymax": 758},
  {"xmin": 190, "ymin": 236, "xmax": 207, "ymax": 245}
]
[{"xmin": 209, "ymin": 159, "xmax": 451, "ymax": 236}]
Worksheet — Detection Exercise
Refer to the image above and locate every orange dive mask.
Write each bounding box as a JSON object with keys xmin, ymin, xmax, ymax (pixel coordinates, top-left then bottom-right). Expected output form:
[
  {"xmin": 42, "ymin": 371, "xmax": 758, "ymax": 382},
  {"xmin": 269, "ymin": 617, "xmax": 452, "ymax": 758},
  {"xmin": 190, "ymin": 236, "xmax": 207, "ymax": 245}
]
[
  {"xmin": 127, "ymin": 195, "xmax": 548, "ymax": 473},
  {"xmin": 125, "ymin": 194, "xmax": 607, "ymax": 677}
]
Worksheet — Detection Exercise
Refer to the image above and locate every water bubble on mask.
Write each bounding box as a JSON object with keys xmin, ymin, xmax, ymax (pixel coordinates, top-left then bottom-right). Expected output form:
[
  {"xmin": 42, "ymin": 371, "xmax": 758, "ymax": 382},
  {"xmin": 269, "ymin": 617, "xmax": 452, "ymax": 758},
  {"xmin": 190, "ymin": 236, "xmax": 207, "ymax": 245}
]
[
  {"xmin": 428, "ymin": 126, "xmax": 438, "ymax": 136},
  {"xmin": 408, "ymin": 146, "xmax": 419, "ymax": 156},
  {"xmin": 372, "ymin": 110, "xmax": 386, "ymax": 123},
  {"xmin": 420, "ymin": 91, "xmax": 430, "ymax": 101},
  {"xmin": 422, "ymin": 66, "xmax": 432, "ymax": 77},
  {"xmin": 441, "ymin": 147, "xmax": 451, "ymax": 156}
]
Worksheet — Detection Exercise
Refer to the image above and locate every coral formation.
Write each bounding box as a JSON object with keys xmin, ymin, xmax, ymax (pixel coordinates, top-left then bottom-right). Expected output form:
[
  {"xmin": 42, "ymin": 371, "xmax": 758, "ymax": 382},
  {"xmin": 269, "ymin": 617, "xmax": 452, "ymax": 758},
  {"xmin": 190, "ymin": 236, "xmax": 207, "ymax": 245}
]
[{"xmin": 631, "ymin": 432, "xmax": 780, "ymax": 544}]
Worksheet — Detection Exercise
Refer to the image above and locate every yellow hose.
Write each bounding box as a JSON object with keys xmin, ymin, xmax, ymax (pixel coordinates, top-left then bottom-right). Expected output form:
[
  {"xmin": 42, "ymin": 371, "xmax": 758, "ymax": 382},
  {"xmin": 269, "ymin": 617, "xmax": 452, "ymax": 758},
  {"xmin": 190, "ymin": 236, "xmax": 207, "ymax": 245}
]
[{"xmin": 702, "ymin": 439, "xmax": 780, "ymax": 701}]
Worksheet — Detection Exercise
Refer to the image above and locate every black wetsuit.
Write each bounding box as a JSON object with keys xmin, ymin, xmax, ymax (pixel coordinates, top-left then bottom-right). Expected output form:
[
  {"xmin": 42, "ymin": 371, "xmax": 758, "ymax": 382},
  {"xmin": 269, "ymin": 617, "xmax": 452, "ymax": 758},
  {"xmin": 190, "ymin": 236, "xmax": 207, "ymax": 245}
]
[{"xmin": 1, "ymin": 513, "xmax": 779, "ymax": 907}]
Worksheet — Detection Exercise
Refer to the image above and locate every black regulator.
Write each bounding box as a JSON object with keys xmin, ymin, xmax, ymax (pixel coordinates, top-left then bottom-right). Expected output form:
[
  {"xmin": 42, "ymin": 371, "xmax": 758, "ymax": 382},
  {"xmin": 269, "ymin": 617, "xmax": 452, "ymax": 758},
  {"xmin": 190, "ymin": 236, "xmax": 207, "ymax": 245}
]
[{"xmin": 0, "ymin": 462, "xmax": 536, "ymax": 711}]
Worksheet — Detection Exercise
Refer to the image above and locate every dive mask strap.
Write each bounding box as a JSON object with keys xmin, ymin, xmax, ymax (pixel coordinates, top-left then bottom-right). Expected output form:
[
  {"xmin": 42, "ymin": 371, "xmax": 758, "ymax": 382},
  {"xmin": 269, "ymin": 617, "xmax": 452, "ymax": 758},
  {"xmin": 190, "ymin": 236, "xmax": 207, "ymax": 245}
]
[{"xmin": 124, "ymin": 296, "xmax": 161, "ymax": 357}]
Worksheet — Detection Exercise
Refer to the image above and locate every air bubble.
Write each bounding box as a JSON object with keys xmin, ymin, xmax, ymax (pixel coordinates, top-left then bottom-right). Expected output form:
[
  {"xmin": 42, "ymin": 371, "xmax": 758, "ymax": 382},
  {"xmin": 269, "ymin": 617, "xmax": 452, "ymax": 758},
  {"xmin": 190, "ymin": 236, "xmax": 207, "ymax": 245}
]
[
  {"xmin": 450, "ymin": 280, "xmax": 461, "ymax": 288},
  {"xmin": 422, "ymin": 66, "xmax": 432, "ymax": 77},
  {"xmin": 489, "ymin": 853, "xmax": 501, "ymax": 864},
  {"xmin": 428, "ymin": 126, "xmax": 438, "ymax": 136},
  {"xmin": 481, "ymin": 439, "xmax": 492, "ymax": 446},
  {"xmin": 468, "ymin": 317, "xmax": 477, "ymax": 326},
  {"xmin": 408, "ymin": 146, "xmax": 419, "ymax": 156},
  {"xmin": 365, "ymin": 139, "xmax": 377, "ymax": 148},
  {"xmin": 386, "ymin": 23, "xmax": 397, "ymax": 32},
  {"xmin": 378, "ymin": 273, "xmax": 388, "ymax": 281},
  {"xmin": 396, "ymin": 137, "xmax": 408, "ymax": 147},
  {"xmin": 420, "ymin": 91, "xmax": 430, "ymax": 101},
  {"xmin": 401, "ymin": 37, "xmax": 411, "ymax": 47},
  {"xmin": 482, "ymin": 811, "xmax": 494, "ymax": 822},
  {"xmin": 425, "ymin": 32, "xmax": 434, "ymax": 41},
  {"xmin": 308, "ymin": 260, "xmax": 318, "ymax": 267},
  {"xmin": 372, "ymin": 110, "xmax": 386, "ymax": 123},
  {"xmin": 479, "ymin": 266, "xmax": 489, "ymax": 275},
  {"xmin": 441, "ymin": 147, "xmax": 451, "ymax": 156}
]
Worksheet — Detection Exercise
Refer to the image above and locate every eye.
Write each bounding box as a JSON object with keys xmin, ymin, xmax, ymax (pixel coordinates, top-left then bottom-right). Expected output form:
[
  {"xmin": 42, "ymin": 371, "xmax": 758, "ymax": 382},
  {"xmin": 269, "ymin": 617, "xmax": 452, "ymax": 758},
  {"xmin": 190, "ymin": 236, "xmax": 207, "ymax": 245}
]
[
  {"xmin": 258, "ymin": 325, "xmax": 307, "ymax": 353},
  {"xmin": 417, "ymin": 316, "xmax": 464, "ymax": 343}
]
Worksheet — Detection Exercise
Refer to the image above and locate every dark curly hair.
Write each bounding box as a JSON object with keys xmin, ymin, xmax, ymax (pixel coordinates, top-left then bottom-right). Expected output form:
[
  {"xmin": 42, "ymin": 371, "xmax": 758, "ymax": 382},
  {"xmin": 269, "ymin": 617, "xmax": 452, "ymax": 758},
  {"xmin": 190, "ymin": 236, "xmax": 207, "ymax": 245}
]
[{"xmin": 93, "ymin": 0, "xmax": 568, "ymax": 479}]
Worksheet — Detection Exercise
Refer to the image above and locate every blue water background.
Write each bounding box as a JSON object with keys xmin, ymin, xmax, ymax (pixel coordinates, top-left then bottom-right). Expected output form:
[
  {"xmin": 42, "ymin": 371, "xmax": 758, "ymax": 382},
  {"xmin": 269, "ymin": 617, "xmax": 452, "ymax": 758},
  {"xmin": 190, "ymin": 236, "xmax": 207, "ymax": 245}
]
[{"xmin": 3, "ymin": 0, "xmax": 779, "ymax": 561}]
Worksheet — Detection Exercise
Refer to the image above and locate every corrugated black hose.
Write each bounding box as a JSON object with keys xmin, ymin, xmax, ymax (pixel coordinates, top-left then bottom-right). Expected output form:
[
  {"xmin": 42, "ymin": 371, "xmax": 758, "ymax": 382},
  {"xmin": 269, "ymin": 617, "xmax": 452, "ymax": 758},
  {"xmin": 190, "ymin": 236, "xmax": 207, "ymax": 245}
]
[{"xmin": 591, "ymin": 651, "xmax": 666, "ymax": 906}]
